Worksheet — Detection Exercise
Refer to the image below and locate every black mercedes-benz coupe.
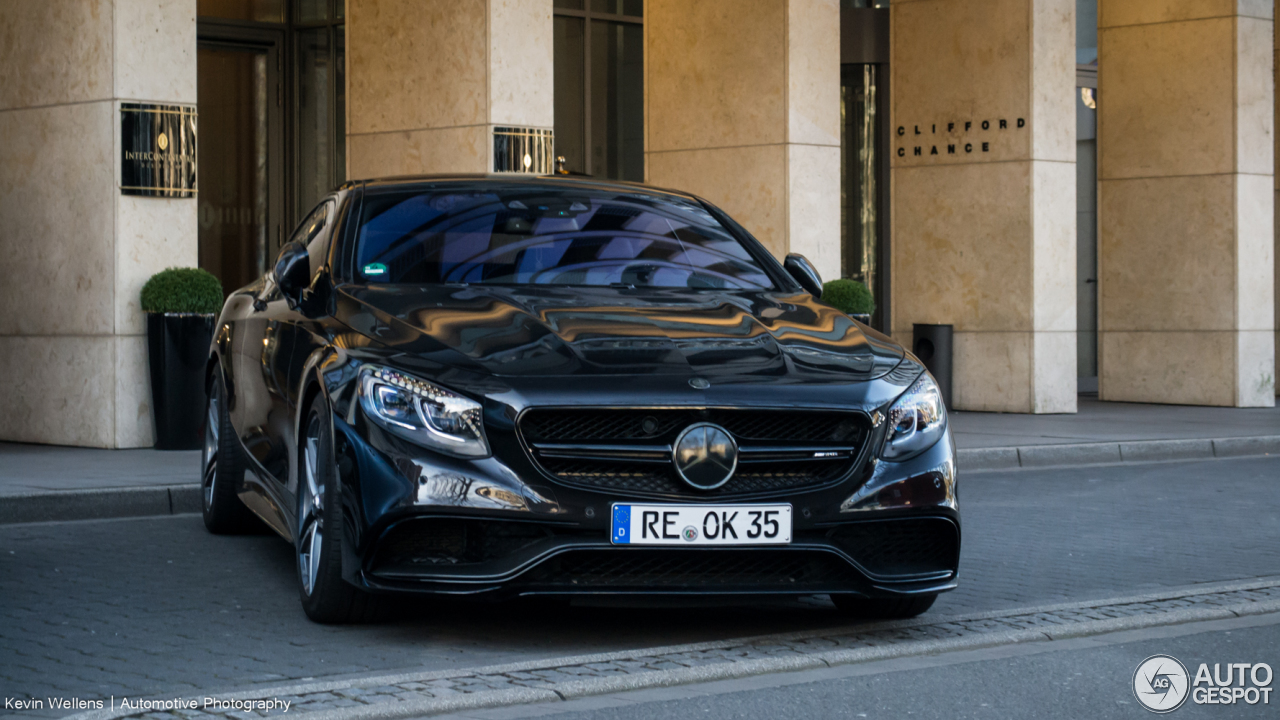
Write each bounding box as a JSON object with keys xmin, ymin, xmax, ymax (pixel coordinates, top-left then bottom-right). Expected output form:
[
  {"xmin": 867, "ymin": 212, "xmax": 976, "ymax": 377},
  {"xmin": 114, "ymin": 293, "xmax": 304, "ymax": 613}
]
[{"xmin": 202, "ymin": 175, "xmax": 958, "ymax": 623}]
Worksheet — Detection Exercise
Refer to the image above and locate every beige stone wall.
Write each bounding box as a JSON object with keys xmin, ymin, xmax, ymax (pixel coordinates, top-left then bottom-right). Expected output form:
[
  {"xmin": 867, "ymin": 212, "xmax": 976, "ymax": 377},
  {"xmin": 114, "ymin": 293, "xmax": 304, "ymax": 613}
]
[
  {"xmin": 0, "ymin": 0, "xmax": 197, "ymax": 448},
  {"xmin": 644, "ymin": 0, "xmax": 841, "ymax": 281},
  {"xmin": 890, "ymin": 0, "xmax": 1077, "ymax": 413},
  {"xmin": 1098, "ymin": 1, "xmax": 1276, "ymax": 407},
  {"xmin": 346, "ymin": 0, "xmax": 554, "ymax": 179}
]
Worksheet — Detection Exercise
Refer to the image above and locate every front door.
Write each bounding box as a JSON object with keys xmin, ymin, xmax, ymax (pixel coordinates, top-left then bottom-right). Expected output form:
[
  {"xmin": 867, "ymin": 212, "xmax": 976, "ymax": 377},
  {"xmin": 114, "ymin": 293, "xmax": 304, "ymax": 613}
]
[{"xmin": 197, "ymin": 30, "xmax": 285, "ymax": 295}]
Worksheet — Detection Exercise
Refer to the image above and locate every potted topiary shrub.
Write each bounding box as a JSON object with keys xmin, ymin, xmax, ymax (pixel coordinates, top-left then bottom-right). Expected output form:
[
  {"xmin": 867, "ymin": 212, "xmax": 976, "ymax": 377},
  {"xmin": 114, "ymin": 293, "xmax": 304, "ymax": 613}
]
[
  {"xmin": 141, "ymin": 268, "xmax": 223, "ymax": 450},
  {"xmin": 821, "ymin": 278, "xmax": 875, "ymax": 326}
]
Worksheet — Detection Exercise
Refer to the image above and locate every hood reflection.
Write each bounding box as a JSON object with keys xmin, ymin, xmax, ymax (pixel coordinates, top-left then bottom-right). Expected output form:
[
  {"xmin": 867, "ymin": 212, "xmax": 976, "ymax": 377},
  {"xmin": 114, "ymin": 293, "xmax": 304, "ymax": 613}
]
[{"xmin": 340, "ymin": 284, "xmax": 903, "ymax": 381}]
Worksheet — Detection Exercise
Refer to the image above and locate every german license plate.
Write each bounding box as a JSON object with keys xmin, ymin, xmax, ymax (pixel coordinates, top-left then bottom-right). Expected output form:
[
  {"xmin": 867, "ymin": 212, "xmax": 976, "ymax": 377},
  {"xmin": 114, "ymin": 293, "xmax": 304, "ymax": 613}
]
[{"xmin": 610, "ymin": 504, "xmax": 792, "ymax": 545}]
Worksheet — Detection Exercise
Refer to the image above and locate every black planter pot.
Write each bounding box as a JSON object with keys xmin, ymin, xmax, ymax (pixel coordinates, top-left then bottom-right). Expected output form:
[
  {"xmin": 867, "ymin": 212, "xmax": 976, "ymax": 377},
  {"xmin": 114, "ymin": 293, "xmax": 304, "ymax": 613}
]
[{"xmin": 147, "ymin": 313, "xmax": 215, "ymax": 450}]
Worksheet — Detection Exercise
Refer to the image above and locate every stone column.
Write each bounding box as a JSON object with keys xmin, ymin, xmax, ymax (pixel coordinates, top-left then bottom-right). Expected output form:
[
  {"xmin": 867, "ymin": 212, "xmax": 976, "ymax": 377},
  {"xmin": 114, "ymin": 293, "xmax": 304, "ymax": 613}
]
[
  {"xmin": 890, "ymin": 0, "xmax": 1077, "ymax": 413},
  {"xmin": 0, "ymin": 0, "xmax": 197, "ymax": 448},
  {"xmin": 1098, "ymin": 1, "xmax": 1275, "ymax": 407},
  {"xmin": 346, "ymin": 0, "xmax": 555, "ymax": 178},
  {"xmin": 644, "ymin": 0, "xmax": 842, "ymax": 281}
]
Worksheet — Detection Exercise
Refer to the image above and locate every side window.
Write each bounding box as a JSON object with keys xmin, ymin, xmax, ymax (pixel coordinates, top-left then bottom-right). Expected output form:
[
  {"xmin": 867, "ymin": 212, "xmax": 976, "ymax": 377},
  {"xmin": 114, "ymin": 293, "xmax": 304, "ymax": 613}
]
[
  {"xmin": 291, "ymin": 202, "xmax": 329, "ymax": 244},
  {"xmin": 287, "ymin": 200, "xmax": 336, "ymax": 280}
]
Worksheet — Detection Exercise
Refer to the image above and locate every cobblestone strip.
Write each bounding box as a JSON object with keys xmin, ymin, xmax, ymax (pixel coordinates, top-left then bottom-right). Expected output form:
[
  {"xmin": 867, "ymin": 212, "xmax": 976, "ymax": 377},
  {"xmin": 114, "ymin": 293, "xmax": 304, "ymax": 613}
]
[{"xmin": 68, "ymin": 579, "xmax": 1280, "ymax": 720}]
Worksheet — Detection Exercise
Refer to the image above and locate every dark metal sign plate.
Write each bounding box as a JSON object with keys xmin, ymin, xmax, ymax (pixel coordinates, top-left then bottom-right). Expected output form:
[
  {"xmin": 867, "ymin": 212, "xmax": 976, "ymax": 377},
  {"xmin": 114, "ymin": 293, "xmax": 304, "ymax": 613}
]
[{"xmin": 121, "ymin": 103, "xmax": 197, "ymax": 197}]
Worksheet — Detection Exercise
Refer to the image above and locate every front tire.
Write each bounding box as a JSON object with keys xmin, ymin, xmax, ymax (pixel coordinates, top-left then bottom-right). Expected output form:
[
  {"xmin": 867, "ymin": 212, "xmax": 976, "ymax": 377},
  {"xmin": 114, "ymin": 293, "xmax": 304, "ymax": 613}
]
[
  {"xmin": 202, "ymin": 371, "xmax": 258, "ymax": 534},
  {"xmin": 297, "ymin": 394, "xmax": 380, "ymax": 624},
  {"xmin": 832, "ymin": 593, "xmax": 937, "ymax": 619}
]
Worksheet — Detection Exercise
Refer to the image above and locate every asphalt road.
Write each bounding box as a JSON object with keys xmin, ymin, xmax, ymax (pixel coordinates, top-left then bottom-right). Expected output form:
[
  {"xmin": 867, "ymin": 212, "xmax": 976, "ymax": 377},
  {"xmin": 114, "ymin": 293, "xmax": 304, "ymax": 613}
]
[
  {"xmin": 458, "ymin": 612, "xmax": 1280, "ymax": 720},
  {"xmin": 2, "ymin": 456, "xmax": 1279, "ymax": 707}
]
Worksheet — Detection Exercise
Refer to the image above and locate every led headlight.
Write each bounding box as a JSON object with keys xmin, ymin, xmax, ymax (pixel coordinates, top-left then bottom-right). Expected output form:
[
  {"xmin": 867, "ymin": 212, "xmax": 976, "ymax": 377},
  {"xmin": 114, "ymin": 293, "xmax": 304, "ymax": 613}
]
[
  {"xmin": 880, "ymin": 373, "xmax": 947, "ymax": 461},
  {"xmin": 358, "ymin": 366, "xmax": 489, "ymax": 458}
]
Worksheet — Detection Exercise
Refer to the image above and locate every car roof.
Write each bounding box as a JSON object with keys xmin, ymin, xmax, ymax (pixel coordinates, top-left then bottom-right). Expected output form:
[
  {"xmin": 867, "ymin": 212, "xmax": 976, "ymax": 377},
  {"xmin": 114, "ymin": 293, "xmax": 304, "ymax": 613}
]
[{"xmin": 344, "ymin": 173, "xmax": 699, "ymax": 202}]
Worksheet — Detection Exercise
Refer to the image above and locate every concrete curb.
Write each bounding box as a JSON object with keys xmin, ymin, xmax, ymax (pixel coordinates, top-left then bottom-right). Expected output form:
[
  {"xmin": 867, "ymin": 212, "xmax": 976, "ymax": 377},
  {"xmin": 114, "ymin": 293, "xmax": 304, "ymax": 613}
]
[
  {"xmin": 0, "ymin": 484, "xmax": 200, "ymax": 524},
  {"xmin": 958, "ymin": 434, "xmax": 1280, "ymax": 471},
  {"xmin": 1, "ymin": 436, "xmax": 1276, "ymax": 524}
]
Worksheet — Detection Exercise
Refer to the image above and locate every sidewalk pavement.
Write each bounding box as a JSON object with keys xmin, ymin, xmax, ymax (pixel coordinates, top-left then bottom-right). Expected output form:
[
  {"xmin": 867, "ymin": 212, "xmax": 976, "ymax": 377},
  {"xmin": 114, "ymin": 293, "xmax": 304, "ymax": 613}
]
[
  {"xmin": 0, "ymin": 397, "xmax": 1276, "ymax": 523},
  {"xmin": 950, "ymin": 396, "xmax": 1280, "ymax": 469}
]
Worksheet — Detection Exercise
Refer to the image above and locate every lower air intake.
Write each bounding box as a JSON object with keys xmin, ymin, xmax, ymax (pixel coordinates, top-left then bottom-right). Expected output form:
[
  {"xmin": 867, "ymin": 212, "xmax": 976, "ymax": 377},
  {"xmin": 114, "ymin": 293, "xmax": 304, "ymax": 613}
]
[{"xmin": 517, "ymin": 549, "xmax": 863, "ymax": 590}]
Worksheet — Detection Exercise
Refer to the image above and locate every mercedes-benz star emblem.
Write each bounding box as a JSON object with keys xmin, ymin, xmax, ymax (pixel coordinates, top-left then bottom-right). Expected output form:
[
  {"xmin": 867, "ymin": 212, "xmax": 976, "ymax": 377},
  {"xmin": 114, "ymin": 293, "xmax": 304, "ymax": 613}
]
[{"xmin": 673, "ymin": 423, "xmax": 738, "ymax": 490}]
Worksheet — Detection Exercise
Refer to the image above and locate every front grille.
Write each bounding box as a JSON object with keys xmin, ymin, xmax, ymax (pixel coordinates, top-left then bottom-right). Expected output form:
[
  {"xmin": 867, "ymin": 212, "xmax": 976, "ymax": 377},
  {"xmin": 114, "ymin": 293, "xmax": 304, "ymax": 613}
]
[
  {"xmin": 520, "ymin": 408, "xmax": 867, "ymax": 498},
  {"xmin": 827, "ymin": 518, "xmax": 959, "ymax": 578},
  {"xmin": 370, "ymin": 519, "xmax": 556, "ymax": 572},
  {"xmin": 518, "ymin": 549, "xmax": 863, "ymax": 590}
]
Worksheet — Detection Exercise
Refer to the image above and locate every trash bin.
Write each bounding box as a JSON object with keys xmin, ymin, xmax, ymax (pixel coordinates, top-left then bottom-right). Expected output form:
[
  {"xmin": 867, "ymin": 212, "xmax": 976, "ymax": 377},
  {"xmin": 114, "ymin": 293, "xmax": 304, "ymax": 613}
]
[{"xmin": 912, "ymin": 324, "xmax": 953, "ymax": 408}]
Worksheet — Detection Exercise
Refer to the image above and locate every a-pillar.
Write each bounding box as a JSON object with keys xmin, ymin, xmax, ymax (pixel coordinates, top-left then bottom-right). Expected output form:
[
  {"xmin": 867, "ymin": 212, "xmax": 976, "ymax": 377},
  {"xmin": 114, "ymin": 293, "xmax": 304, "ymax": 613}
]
[
  {"xmin": 346, "ymin": 0, "xmax": 555, "ymax": 178},
  {"xmin": 644, "ymin": 0, "xmax": 842, "ymax": 281},
  {"xmin": 890, "ymin": 0, "xmax": 1077, "ymax": 413},
  {"xmin": 1098, "ymin": 1, "xmax": 1275, "ymax": 407}
]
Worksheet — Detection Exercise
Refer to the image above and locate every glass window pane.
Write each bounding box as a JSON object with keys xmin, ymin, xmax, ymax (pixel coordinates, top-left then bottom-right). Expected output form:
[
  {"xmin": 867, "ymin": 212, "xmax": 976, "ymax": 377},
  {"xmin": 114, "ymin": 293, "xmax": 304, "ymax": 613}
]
[
  {"xmin": 197, "ymin": 45, "xmax": 271, "ymax": 292},
  {"xmin": 1077, "ymin": 0, "xmax": 1098, "ymax": 64},
  {"xmin": 335, "ymin": 0, "xmax": 344, "ymax": 19},
  {"xmin": 839, "ymin": 65, "xmax": 879, "ymax": 314},
  {"xmin": 297, "ymin": 28, "xmax": 332, "ymax": 219},
  {"xmin": 590, "ymin": 0, "xmax": 642, "ymax": 16},
  {"xmin": 335, "ymin": 26, "xmax": 346, "ymax": 184},
  {"xmin": 590, "ymin": 20, "xmax": 643, "ymax": 181},
  {"xmin": 554, "ymin": 0, "xmax": 585, "ymax": 10},
  {"xmin": 196, "ymin": 0, "xmax": 285, "ymax": 23},
  {"xmin": 296, "ymin": 0, "xmax": 329, "ymax": 23},
  {"xmin": 554, "ymin": 16, "xmax": 586, "ymax": 174}
]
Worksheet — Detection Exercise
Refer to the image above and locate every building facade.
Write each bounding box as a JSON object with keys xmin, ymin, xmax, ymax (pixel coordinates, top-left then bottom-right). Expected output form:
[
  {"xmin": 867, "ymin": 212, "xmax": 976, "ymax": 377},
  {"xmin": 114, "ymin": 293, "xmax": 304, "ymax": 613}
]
[{"xmin": 0, "ymin": 0, "xmax": 1275, "ymax": 449}]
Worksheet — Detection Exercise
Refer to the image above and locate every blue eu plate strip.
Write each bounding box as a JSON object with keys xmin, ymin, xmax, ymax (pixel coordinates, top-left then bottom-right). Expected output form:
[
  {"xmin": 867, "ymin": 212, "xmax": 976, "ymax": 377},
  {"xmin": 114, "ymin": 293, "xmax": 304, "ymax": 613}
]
[{"xmin": 612, "ymin": 505, "xmax": 631, "ymax": 544}]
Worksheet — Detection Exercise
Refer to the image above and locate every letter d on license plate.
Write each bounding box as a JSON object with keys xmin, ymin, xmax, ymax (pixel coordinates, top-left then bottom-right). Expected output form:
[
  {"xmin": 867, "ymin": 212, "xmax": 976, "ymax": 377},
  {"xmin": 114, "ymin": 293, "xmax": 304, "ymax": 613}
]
[{"xmin": 611, "ymin": 504, "xmax": 792, "ymax": 545}]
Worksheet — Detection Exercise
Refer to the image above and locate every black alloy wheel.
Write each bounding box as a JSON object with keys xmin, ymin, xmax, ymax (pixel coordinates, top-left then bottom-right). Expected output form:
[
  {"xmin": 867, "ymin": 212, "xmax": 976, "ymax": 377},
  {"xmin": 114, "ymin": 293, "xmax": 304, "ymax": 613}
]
[
  {"xmin": 202, "ymin": 371, "xmax": 257, "ymax": 534},
  {"xmin": 831, "ymin": 593, "xmax": 938, "ymax": 619},
  {"xmin": 297, "ymin": 393, "xmax": 380, "ymax": 624}
]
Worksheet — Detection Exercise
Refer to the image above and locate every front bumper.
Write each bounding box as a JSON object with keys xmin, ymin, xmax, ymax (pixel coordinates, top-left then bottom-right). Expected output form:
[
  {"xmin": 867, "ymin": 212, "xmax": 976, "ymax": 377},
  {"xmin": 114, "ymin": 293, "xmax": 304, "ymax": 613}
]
[
  {"xmin": 360, "ymin": 515, "xmax": 958, "ymax": 599},
  {"xmin": 332, "ymin": 404, "xmax": 961, "ymax": 599}
]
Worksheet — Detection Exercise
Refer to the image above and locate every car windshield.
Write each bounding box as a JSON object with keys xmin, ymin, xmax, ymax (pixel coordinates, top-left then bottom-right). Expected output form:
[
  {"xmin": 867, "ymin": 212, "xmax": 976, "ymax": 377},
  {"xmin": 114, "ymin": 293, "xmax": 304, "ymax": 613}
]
[{"xmin": 353, "ymin": 183, "xmax": 774, "ymax": 289}]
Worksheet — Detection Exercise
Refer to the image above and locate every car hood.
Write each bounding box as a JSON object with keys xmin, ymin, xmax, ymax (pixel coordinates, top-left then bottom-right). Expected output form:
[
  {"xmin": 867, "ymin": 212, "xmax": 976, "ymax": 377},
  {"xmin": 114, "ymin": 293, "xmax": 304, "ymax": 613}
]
[{"xmin": 337, "ymin": 284, "xmax": 904, "ymax": 382}]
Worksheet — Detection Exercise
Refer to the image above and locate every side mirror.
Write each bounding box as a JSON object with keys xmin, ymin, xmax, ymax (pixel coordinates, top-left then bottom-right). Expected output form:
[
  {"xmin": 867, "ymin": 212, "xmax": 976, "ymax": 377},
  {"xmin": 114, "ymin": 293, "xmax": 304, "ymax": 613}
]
[
  {"xmin": 784, "ymin": 253, "xmax": 823, "ymax": 297},
  {"xmin": 274, "ymin": 241, "xmax": 310, "ymax": 307}
]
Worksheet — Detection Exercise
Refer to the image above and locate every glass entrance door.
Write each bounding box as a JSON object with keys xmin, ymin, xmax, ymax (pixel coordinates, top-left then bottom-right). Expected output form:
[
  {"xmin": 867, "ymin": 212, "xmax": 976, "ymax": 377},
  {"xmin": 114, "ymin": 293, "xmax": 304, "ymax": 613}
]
[
  {"xmin": 1076, "ymin": 82, "xmax": 1098, "ymax": 392},
  {"xmin": 1077, "ymin": 0, "xmax": 1099, "ymax": 394},
  {"xmin": 840, "ymin": 63, "xmax": 888, "ymax": 330},
  {"xmin": 196, "ymin": 36, "xmax": 283, "ymax": 294}
]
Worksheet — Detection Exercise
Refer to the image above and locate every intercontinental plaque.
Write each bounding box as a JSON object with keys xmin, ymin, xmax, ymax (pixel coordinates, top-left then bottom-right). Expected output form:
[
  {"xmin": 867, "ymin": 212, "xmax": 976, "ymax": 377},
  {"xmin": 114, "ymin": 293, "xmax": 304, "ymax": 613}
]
[
  {"xmin": 492, "ymin": 127, "xmax": 553, "ymax": 174},
  {"xmin": 121, "ymin": 103, "xmax": 197, "ymax": 197}
]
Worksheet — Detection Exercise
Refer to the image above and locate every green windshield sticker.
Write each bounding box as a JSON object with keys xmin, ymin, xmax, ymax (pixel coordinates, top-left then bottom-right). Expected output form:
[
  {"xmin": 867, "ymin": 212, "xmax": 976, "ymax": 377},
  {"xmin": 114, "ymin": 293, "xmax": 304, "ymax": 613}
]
[{"xmin": 363, "ymin": 262, "xmax": 388, "ymax": 277}]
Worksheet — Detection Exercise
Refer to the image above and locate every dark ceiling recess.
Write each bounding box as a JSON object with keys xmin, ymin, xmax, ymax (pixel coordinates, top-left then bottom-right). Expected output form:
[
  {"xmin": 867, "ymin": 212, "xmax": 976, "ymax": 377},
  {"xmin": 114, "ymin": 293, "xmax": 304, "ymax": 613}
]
[{"xmin": 841, "ymin": 7, "xmax": 889, "ymax": 65}]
